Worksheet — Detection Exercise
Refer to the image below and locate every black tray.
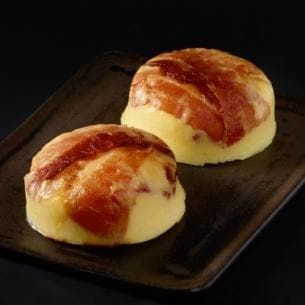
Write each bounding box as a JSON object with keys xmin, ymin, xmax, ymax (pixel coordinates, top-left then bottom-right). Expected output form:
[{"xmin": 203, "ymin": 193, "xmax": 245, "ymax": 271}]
[{"xmin": 0, "ymin": 52, "xmax": 304, "ymax": 292}]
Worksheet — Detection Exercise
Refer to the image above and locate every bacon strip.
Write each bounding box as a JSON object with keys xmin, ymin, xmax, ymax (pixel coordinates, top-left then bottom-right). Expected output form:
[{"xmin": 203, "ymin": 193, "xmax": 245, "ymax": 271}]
[
  {"xmin": 26, "ymin": 126, "xmax": 174, "ymax": 197},
  {"xmin": 130, "ymin": 48, "xmax": 269, "ymax": 145}
]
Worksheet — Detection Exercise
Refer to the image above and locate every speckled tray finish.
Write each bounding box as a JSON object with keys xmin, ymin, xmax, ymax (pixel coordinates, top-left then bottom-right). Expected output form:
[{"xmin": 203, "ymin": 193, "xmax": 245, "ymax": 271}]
[{"xmin": 0, "ymin": 52, "xmax": 304, "ymax": 292}]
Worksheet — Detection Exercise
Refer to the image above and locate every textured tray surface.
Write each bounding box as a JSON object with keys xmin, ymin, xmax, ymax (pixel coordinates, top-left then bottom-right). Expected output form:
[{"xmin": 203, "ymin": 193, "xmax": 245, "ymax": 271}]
[{"xmin": 0, "ymin": 52, "xmax": 304, "ymax": 292}]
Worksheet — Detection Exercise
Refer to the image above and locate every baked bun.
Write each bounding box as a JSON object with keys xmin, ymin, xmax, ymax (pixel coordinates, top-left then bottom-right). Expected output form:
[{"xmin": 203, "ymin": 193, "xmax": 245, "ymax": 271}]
[
  {"xmin": 121, "ymin": 48, "xmax": 276, "ymax": 165},
  {"xmin": 24, "ymin": 125, "xmax": 185, "ymax": 245}
]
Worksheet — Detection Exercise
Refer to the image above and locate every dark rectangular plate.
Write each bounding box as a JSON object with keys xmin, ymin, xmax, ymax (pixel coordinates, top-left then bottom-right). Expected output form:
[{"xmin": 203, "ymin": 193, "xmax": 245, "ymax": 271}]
[{"xmin": 0, "ymin": 52, "xmax": 304, "ymax": 292}]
